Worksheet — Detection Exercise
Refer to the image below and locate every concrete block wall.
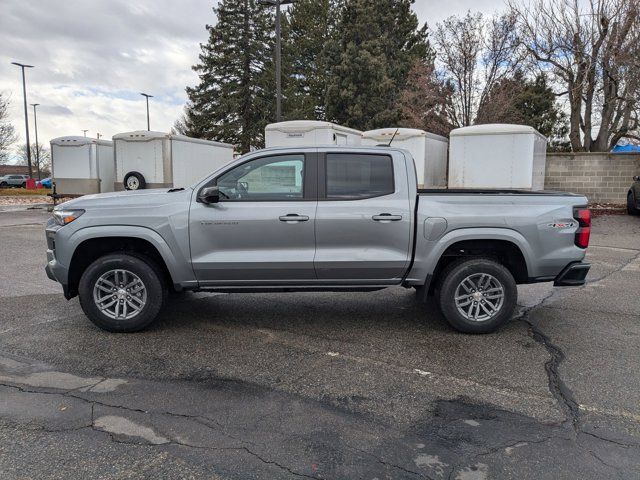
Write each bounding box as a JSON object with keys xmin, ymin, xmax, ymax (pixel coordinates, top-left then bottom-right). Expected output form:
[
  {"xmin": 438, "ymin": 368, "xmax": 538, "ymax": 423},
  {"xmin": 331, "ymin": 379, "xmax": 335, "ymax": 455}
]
[{"xmin": 545, "ymin": 153, "xmax": 640, "ymax": 203}]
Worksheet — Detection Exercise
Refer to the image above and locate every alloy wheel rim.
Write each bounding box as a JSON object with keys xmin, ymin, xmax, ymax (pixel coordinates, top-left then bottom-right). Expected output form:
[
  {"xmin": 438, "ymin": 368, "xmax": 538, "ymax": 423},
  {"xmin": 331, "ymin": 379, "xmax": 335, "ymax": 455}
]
[
  {"xmin": 454, "ymin": 273, "xmax": 504, "ymax": 322},
  {"xmin": 93, "ymin": 269, "xmax": 147, "ymax": 320}
]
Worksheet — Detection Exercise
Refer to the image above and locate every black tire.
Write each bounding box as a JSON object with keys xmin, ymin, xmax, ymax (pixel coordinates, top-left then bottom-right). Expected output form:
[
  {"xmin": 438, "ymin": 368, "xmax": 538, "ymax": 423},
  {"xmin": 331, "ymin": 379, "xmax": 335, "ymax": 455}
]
[
  {"xmin": 78, "ymin": 253, "xmax": 166, "ymax": 332},
  {"xmin": 21, "ymin": 182, "xmax": 26, "ymax": 188},
  {"xmin": 628, "ymin": 192, "xmax": 639, "ymax": 216},
  {"xmin": 124, "ymin": 171, "xmax": 146, "ymax": 191},
  {"xmin": 0, "ymin": 182, "xmax": 7, "ymax": 188},
  {"xmin": 437, "ymin": 257, "xmax": 517, "ymax": 334}
]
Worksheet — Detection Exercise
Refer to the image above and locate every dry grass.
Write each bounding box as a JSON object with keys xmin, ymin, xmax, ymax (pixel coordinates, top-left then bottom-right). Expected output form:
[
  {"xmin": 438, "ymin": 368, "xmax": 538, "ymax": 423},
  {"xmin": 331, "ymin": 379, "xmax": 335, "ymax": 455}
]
[{"xmin": 0, "ymin": 188, "xmax": 52, "ymax": 196}]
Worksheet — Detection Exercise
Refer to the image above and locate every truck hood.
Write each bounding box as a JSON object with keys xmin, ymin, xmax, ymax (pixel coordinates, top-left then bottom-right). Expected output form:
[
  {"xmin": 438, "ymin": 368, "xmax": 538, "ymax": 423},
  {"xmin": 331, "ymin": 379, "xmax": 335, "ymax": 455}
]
[{"xmin": 58, "ymin": 188, "xmax": 193, "ymax": 210}]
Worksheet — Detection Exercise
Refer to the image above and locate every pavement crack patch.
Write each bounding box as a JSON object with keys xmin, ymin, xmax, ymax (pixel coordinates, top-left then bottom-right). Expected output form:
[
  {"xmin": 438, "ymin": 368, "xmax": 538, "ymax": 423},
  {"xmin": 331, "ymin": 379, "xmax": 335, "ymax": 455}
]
[
  {"xmin": 344, "ymin": 444, "xmax": 429, "ymax": 479},
  {"xmin": 516, "ymin": 249, "xmax": 640, "ymax": 433},
  {"xmin": 241, "ymin": 447, "xmax": 321, "ymax": 479}
]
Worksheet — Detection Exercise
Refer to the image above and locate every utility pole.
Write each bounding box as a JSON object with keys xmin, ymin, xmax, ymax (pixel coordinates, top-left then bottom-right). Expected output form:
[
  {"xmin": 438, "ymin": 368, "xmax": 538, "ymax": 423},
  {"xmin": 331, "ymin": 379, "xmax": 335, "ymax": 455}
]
[
  {"xmin": 31, "ymin": 103, "xmax": 41, "ymax": 180},
  {"xmin": 258, "ymin": 0, "xmax": 296, "ymax": 122},
  {"xmin": 11, "ymin": 62, "xmax": 34, "ymax": 178},
  {"xmin": 140, "ymin": 93, "xmax": 153, "ymax": 130},
  {"xmin": 82, "ymin": 129, "xmax": 89, "ymax": 137}
]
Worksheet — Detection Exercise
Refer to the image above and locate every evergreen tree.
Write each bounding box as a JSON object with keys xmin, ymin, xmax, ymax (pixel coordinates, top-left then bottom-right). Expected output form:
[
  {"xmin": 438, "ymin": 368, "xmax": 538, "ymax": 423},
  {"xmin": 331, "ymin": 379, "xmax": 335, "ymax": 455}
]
[
  {"xmin": 178, "ymin": 0, "xmax": 275, "ymax": 152},
  {"xmin": 281, "ymin": 0, "xmax": 342, "ymax": 120},
  {"xmin": 475, "ymin": 72, "xmax": 567, "ymax": 140},
  {"xmin": 325, "ymin": 0, "xmax": 429, "ymax": 130}
]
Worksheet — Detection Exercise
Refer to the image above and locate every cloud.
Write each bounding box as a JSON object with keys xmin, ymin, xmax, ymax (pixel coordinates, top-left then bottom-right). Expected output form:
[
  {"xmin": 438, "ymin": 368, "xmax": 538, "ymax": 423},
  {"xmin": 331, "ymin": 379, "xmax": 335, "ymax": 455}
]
[{"xmin": 1, "ymin": 0, "xmax": 505, "ymax": 161}]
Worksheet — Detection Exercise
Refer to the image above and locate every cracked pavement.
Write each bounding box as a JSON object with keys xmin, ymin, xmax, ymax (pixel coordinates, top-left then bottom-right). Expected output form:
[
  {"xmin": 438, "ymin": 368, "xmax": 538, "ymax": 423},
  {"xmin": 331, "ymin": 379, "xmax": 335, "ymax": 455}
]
[{"xmin": 0, "ymin": 210, "xmax": 639, "ymax": 479}]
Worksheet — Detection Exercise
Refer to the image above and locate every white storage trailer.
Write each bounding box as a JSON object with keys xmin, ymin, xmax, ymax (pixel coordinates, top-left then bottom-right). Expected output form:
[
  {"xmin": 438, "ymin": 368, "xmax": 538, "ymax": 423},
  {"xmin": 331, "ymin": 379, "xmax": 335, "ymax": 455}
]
[
  {"xmin": 113, "ymin": 131, "xmax": 235, "ymax": 190},
  {"xmin": 50, "ymin": 136, "xmax": 115, "ymax": 195},
  {"xmin": 448, "ymin": 124, "xmax": 547, "ymax": 190},
  {"xmin": 361, "ymin": 128, "xmax": 448, "ymax": 188},
  {"xmin": 265, "ymin": 120, "xmax": 362, "ymax": 148}
]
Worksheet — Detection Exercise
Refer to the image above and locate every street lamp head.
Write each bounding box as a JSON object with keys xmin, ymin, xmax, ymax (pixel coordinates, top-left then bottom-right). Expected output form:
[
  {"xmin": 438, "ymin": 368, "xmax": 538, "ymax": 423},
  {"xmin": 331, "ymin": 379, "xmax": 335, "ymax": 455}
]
[
  {"xmin": 31, "ymin": 103, "xmax": 40, "ymax": 107},
  {"xmin": 11, "ymin": 62, "xmax": 34, "ymax": 68},
  {"xmin": 140, "ymin": 92, "xmax": 154, "ymax": 98}
]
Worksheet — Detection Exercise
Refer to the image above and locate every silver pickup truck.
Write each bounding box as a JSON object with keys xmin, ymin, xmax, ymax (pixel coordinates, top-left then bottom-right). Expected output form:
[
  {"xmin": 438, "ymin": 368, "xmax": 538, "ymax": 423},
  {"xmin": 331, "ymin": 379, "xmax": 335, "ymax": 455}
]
[{"xmin": 45, "ymin": 146, "xmax": 591, "ymax": 334}]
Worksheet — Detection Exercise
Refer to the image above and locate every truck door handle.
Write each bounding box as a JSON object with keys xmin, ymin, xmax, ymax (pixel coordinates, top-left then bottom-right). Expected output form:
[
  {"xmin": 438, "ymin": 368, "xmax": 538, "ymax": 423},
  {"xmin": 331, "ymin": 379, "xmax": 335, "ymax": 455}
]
[
  {"xmin": 372, "ymin": 213, "xmax": 402, "ymax": 222},
  {"xmin": 279, "ymin": 214, "xmax": 309, "ymax": 223}
]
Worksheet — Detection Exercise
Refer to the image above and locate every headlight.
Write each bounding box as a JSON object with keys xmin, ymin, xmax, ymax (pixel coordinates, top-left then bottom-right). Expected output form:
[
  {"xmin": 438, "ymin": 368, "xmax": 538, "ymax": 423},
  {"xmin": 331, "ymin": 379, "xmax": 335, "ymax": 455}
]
[{"xmin": 52, "ymin": 209, "xmax": 85, "ymax": 226}]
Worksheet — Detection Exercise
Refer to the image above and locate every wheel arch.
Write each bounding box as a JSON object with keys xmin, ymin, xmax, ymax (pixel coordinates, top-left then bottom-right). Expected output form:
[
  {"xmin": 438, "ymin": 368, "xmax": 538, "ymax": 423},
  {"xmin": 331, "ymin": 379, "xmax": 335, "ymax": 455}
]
[
  {"xmin": 65, "ymin": 228, "xmax": 184, "ymax": 298},
  {"xmin": 412, "ymin": 228, "xmax": 533, "ymax": 299}
]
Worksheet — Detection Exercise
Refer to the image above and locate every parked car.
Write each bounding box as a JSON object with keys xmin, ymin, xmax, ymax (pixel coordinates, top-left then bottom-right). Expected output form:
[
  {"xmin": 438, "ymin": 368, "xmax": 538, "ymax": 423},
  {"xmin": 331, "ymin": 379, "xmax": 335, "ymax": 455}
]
[
  {"xmin": 45, "ymin": 146, "xmax": 591, "ymax": 334},
  {"xmin": 0, "ymin": 174, "xmax": 29, "ymax": 188},
  {"xmin": 628, "ymin": 175, "xmax": 640, "ymax": 215},
  {"xmin": 38, "ymin": 177, "xmax": 53, "ymax": 189}
]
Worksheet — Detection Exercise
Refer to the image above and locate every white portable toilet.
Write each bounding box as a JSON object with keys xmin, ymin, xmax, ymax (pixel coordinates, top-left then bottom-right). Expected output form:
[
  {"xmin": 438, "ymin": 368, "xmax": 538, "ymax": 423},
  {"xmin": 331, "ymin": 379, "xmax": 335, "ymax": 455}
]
[
  {"xmin": 265, "ymin": 120, "xmax": 362, "ymax": 148},
  {"xmin": 50, "ymin": 136, "xmax": 114, "ymax": 195},
  {"xmin": 113, "ymin": 131, "xmax": 235, "ymax": 190},
  {"xmin": 362, "ymin": 128, "xmax": 449, "ymax": 188},
  {"xmin": 448, "ymin": 124, "xmax": 547, "ymax": 190}
]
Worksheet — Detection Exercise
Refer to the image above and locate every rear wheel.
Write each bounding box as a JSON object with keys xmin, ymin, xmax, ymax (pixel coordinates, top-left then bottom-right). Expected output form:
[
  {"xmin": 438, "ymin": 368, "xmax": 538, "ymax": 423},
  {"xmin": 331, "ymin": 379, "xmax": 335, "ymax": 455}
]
[
  {"xmin": 628, "ymin": 192, "xmax": 639, "ymax": 216},
  {"xmin": 78, "ymin": 253, "xmax": 166, "ymax": 332},
  {"xmin": 0, "ymin": 182, "xmax": 7, "ymax": 188},
  {"xmin": 437, "ymin": 257, "xmax": 517, "ymax": 334}
]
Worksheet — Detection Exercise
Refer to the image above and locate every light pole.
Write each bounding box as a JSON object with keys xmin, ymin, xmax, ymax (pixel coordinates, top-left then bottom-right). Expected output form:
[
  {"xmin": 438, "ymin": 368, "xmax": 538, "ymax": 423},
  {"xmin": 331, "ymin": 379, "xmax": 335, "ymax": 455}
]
[
  {"xmin": 82, "ymin": 129, "xmax": 88, "ymax": 137},
  {"xmin": 11, "ymin": 62, "xmax": 34, "ymax": 178},
  {"xmin": 140, "ymin": 93, "xmax": 153, "ymax": 130},
  {"xmin": 258, "ymin": 0, "xmax": 296, "ymax": 123},
  {"xmin": 31, "ymin": 103, "xmax": 41, "ymax": 180}
]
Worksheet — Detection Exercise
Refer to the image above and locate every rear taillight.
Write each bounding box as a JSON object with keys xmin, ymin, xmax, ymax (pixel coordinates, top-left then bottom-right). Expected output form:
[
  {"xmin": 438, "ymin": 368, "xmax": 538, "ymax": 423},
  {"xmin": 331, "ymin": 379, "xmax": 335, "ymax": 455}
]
[{"xmin": 573, "ymin": 207, "xmax": 591, "ymax": 249}]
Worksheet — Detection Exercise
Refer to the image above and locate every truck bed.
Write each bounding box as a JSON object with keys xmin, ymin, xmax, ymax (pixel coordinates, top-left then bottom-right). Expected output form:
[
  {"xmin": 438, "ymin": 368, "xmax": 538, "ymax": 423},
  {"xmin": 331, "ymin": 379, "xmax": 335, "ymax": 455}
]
[{"xmin": 418, "ymin": 188, "xmax": 580, "ymax": 196}]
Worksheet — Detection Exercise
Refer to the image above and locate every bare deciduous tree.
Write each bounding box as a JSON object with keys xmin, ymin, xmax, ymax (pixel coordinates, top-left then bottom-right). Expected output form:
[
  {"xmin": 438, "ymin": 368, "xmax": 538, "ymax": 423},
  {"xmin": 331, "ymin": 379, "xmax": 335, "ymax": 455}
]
[
  {"xmin": 398, "ymin": 60, "xmax": 454, "ymax": 137},
  {"xmin": 0, "ymin": 92, "xmax": 18, "ymax": 165},
  {"xmin": 433, "ymin": 11, "xmax": 523, "ymax": 127},
  {"xmin": 510, "ymin": 0, "xmax": 640, "ymax": 151}
]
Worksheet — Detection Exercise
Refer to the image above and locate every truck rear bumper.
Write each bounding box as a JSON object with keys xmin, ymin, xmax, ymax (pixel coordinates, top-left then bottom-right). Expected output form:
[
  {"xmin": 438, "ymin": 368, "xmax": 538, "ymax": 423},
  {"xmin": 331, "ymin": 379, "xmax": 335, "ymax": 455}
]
[{"xmin": 553, "ymin": 261, "xmax": 590, "ymax": 286}]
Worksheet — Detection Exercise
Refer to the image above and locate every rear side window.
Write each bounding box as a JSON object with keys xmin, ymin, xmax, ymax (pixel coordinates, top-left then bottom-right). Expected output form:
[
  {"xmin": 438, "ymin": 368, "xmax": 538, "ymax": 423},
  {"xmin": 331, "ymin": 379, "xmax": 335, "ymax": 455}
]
[{"xmin": 325, "ymin": 154, "xmax": 394, "ymax": 200}]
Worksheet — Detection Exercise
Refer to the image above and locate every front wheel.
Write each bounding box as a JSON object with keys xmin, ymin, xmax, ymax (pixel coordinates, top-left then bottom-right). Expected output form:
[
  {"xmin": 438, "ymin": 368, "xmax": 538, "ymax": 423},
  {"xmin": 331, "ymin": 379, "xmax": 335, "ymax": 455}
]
[
  {"xmin": 437, "ymin": 258, "xmax": 517, "ymax": 334},
  {"xmin": 78, "ymin": 253, "xmax": 166, "ymax": 332}
]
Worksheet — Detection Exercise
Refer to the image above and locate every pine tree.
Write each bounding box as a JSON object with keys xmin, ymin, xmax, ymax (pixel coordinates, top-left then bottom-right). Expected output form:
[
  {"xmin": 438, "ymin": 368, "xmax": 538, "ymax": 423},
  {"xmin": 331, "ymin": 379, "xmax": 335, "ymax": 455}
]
[
  {"xmin": 178, "ymin": 0, "xmax": 275, "ymax": 152},
  {"xmin": 281, "ymin": 0, "xmax": 342, "ymax": 120},
  {"xmin": 325, "ymin": 0, "xmax": 429, "ymax": 130}
]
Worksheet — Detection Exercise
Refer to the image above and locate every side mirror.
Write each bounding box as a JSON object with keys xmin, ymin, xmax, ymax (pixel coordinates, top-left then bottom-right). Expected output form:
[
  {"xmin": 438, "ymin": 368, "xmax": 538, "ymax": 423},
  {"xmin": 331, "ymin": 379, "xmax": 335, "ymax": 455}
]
[{"xmin": 198, "ymin": 186, "xmax": 220, "ymax": 204}]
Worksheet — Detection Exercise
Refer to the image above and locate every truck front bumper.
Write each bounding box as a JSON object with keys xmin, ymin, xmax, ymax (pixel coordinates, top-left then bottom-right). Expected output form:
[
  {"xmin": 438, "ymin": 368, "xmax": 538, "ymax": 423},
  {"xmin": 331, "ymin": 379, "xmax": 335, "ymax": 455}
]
[
  {"xmin": 46, "ymin": 249, "xmax": 71, "ymax": 298},
  {"xmin": 554, "ymin": 261, "xmax": 590, "ymax": 286}
]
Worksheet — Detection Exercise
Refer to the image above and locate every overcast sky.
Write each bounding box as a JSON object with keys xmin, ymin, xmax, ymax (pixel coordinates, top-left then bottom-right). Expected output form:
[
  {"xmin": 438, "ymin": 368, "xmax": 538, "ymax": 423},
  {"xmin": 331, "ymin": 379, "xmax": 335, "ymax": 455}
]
[{"xmin": 1, "ymin": 0, "xmax": 504, "ymax": 161}]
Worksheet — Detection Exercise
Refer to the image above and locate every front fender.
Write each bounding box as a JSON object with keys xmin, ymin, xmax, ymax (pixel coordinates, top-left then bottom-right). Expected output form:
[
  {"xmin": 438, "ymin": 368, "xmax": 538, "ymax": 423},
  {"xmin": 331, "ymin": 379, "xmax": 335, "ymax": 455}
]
[{"xmin": 56, "ymin": 225, "xmax": 196, "ymax": 286}]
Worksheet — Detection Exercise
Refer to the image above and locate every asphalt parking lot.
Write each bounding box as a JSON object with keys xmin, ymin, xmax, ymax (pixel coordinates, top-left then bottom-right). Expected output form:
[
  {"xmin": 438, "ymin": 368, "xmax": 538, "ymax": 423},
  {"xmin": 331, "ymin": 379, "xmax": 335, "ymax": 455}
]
[{"xmin": 0, "ymin": 209, "xmax": 639, "ymax": 479}]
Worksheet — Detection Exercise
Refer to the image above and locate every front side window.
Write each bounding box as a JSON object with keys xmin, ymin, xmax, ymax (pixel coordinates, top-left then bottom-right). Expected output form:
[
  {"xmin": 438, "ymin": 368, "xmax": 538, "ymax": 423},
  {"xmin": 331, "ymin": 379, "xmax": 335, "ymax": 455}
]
[
  {"xmin": 326, "ymin": 154, "xmax": 394, "ymax": 200},
  {"xmin": 216, "ymin": 154, "xmax": 305, "ymax": 201}
]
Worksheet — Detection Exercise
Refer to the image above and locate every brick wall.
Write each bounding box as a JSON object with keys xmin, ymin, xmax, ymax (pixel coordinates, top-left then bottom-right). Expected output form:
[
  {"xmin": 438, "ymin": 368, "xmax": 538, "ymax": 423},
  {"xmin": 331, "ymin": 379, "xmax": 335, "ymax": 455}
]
[{"xmin": 545, "ymin": 152, "xmax": 640, "ymax": 203}]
